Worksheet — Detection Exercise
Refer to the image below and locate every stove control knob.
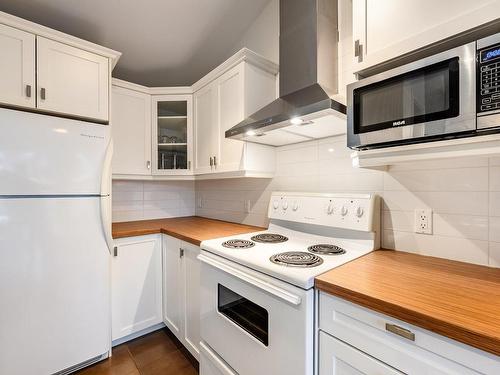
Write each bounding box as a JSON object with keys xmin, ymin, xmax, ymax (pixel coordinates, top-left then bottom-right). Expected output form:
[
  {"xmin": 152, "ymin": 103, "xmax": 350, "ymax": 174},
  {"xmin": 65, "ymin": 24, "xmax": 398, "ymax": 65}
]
[
  {"xmin": 341, "ymin": 205, "xmax": 348, "ymax": 216},
  {"xmin": 292, "ymin": 201, "xmax": 299, "ymax": 211},
  {"xmin": 282, "ymin": 200, "xmax": 288, "ymax": 210},
  {"xmin": 326, "ymin": 203, "xmax": 334, "ymax": 215},
  {"xmin": 356, "ymin": 206, "xmax": 364, "ymax": 218},
  {"xmin": 273, "ymin": 200, "xmax": 279, "ymax": 210}
]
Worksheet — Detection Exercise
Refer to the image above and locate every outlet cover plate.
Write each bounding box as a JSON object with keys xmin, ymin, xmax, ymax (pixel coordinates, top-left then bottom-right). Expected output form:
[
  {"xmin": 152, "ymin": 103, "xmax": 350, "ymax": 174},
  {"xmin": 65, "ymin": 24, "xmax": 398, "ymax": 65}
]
[{"xmin": 415, "ymin": 209, "xmax": 433, "ymax": 234}]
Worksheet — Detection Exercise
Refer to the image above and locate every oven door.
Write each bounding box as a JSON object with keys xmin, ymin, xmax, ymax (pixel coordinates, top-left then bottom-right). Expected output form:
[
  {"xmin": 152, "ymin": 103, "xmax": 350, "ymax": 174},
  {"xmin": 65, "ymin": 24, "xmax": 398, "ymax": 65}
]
[
  {"xmin": 347, "ymin": 42, "xmax": 476, "ymax": 149},
  {"xmin": 198, "ymin": 251, "xmax": 314, "ymax": 375}
]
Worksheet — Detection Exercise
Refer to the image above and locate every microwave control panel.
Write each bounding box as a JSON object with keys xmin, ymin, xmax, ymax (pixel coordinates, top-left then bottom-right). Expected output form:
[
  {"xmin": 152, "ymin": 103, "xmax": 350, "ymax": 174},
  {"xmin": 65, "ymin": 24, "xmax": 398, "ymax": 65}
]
[{"xmin": 477, "ymin": 43, "xmax": 500, "ymax": 114}]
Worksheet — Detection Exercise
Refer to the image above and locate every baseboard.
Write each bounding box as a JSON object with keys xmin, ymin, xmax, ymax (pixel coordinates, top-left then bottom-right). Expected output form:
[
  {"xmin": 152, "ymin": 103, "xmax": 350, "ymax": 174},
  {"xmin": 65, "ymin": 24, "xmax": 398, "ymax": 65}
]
[{"xmin": 111, "ymin": 322, "xmax": 166, "ymax": 347}]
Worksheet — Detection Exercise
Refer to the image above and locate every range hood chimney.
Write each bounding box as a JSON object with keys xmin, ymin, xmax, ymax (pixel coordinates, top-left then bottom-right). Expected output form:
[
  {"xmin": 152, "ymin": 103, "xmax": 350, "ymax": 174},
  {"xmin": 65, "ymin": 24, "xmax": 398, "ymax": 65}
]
[{"xmin": 226, "ymin": 0, "xmax": 346, "ymax": 146}]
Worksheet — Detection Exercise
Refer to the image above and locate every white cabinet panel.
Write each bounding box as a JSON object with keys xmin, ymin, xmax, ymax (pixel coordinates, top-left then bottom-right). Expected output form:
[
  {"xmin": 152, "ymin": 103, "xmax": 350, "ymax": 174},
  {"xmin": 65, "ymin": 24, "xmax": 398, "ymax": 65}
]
[
  {"xmin": 112, "ymin": 235, "xmax": 162, "ymax": 341},
  {"xmin": 37, "ymin": 36, "xmax": 109, "ymax": 121},
  {"xmin": 353, "ymin": 0, "xmax": 500, "ymax": 71},
  {"xmin": 319, "ymin": 332, "xmax": 402, "ymax": 375},
  {"xmin": 194, "ymin": 84, "xmax": 218, "ymax": 174},
  {"xmin": 0, "ymin": 24, "xmax": 35, "ymax": 108},
  {"xmin": 162, "ymin": 235, "xmax": 201, "ymax": 360},
  {"xmin": 182, "ymin": 242, "xmax": 201, "ymax": 358},
  {"xmin": 111, "ymin": 85, "xmax": 152, "ymax": 176},
  {"xmin": 162, "ymin": 235, "xmax": 183, "ymax": 337},
  {"xmin": 217, "ymin": 65, "xmax": 244, "ymax": 172}
]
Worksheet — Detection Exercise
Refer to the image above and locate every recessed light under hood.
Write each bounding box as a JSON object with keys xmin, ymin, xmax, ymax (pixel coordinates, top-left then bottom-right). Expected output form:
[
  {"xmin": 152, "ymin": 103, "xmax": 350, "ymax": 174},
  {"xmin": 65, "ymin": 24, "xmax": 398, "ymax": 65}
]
[{"xmin": 226, "ymin": 0, "xmax": 346, "ymax": 146}]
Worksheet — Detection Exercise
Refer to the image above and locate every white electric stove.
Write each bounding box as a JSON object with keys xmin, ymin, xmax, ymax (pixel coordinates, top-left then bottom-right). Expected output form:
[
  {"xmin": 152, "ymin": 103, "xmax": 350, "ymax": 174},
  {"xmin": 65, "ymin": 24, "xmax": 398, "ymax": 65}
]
[{"xmin": 198, "ymin": 192, "xmax": 380, "ymax": 375}]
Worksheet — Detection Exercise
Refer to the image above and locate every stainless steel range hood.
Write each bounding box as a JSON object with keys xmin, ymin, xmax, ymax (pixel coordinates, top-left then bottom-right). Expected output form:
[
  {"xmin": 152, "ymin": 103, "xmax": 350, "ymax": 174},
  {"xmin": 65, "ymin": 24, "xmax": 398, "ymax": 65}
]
[{"xmin": 226, "ymin": 0, "xmax": 346, "ymax": 146}]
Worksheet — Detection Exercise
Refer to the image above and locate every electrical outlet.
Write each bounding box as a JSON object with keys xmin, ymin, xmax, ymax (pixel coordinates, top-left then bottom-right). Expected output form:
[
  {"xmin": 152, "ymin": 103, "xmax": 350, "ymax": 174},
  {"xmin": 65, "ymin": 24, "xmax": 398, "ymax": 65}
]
[{"xmin": 414, "ymin": 209, "xmax": 433, "ymax": 234}]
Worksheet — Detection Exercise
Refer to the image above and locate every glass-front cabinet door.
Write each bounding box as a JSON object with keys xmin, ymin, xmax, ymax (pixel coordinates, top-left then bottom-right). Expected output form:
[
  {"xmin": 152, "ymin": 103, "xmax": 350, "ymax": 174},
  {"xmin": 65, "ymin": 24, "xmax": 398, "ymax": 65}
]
[{"xmin": 152, "ymin": 95, "xmax": 193, "ymax": 175}]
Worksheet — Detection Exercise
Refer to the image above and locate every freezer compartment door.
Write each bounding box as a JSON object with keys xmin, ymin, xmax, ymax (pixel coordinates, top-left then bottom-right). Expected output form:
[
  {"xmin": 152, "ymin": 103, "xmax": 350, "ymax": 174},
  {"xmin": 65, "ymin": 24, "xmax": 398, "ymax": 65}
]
[
  {"xmin": 0, "ymin": 108, "xmax": 110, "ymax": 195},
  {"xmin": 0, "ymin": 197, "xmax": 111, "ymax": 375}
]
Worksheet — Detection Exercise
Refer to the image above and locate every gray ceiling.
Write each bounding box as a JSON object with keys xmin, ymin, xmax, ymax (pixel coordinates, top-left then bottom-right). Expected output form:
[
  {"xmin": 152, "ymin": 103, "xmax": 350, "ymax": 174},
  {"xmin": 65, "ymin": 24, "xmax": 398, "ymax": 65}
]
[{"xmin": 0, "ymin": 0, "xmax": 271, "ymax": 86}]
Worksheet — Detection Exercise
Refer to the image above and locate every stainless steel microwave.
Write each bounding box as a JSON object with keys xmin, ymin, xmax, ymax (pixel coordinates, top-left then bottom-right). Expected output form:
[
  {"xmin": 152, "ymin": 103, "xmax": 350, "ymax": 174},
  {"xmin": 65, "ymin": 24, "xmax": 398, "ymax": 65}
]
[{"xmin": 347, "ymin": 33, "xmax": 500, "ymax": 150}]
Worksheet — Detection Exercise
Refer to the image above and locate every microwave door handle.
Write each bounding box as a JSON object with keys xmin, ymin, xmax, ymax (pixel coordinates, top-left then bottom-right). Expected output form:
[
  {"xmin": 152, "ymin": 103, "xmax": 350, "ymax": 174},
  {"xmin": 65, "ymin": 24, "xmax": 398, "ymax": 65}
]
[{"xmin": 198, "ymin": 253, "xmax": 302, "ymax": 306}]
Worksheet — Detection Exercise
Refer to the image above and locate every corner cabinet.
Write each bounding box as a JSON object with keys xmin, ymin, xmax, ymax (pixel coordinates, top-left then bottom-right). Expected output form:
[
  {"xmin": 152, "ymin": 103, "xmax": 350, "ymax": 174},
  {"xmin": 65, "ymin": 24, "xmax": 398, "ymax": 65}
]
[
  {"xmin": 111, "ymin": 83, "xmax": 152, "ymax": 176},
  {"xmin": 193, "ymin": 50, "xmax": 278, "ymax": 177},
  {"xmin": 352, "ymin": 0, "xmax": 500, "ymax": 72},
  {"xmin": 152, "ymin": 95, "xmax": 193, "ymax": 176},
  {"xmin": 111, "ymin": 235, "xmax": 163, "ymax": 343},
  {"xmin": 162, "ymin": 235, "xmax": 201, "ymax": 360}
]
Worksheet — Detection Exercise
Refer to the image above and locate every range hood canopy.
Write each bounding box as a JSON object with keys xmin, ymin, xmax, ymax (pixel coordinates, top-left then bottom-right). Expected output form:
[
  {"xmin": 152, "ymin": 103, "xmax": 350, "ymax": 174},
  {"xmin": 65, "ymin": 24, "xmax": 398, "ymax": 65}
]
[{"xmin": 226, "ymin": 0, "xmax": 346, "ymax": 145}]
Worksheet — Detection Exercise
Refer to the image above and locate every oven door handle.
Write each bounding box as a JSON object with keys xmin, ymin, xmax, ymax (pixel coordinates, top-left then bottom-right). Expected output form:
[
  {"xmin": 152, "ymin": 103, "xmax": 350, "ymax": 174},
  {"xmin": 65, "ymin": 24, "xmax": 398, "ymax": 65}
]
[{"xmin": 198, "ymin": 254, "xmax": 302, "ymax": 306}]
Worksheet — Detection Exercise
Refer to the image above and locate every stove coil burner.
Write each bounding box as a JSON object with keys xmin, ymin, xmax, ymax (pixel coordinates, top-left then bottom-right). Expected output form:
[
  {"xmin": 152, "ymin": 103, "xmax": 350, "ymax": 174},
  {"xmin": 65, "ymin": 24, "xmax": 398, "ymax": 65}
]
[
  {"xmin": 251, "ymin": 233, "xmax": 289, "ymax": 243},
  {"xmin": 308, "ymin": 244, "xmax": 346, "ymax": 255},
  {"xmin": 270, "ymin": 251, "xmax": 323, "ymax": 267},
  {"xmin": 222, "ymin": 239, "xmax": 255, "ymax": 249}
]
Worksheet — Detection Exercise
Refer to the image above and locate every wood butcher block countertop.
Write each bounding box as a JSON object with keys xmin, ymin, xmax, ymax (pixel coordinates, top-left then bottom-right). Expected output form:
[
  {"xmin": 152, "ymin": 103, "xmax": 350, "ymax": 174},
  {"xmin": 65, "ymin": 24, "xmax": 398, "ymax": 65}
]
[
  {"xmin": 112, "ymin": 216, "xmax": 264, "ymax": 245},
  {"xmin": 315, "ymin": 250, "xmax": 500, "ymax": 356}
]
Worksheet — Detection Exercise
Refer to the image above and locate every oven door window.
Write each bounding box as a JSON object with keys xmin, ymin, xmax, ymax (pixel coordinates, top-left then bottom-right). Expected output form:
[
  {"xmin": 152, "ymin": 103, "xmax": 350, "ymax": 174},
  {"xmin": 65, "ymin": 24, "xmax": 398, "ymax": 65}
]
[
  {"xmin": 218, "ymin": 284, "xmax": 269, "ymax": 346},
  {"xmin": 353, "ymin": 57, "xmax": 460, "ymax": 134}
]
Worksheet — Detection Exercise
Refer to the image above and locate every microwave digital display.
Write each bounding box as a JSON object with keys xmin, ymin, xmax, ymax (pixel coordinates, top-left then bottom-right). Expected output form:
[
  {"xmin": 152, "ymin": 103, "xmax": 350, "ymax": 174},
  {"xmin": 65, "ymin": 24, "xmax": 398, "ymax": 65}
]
[{"xmin": 481, "ymin": 45, "xmax": 500, "ymax": 62}]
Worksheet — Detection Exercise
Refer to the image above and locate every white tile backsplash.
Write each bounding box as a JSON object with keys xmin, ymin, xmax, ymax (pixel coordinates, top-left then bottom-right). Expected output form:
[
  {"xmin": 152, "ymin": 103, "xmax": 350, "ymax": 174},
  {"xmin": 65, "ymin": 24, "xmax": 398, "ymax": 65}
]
[
  {"xmin": 194, "ymin": 134, "xmax": 500, "ymax": 267},
  {"xmin": 112, "ymin": 134, "xmax": 500, "ymax": 267},
  {"xmin": 112, "ymin": 180, "xmax": 195, "ymax": 222}
]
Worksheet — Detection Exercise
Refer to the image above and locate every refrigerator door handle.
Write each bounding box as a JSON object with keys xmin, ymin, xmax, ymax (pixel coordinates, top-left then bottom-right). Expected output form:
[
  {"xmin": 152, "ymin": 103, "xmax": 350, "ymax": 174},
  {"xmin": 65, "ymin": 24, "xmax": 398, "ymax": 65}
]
[{"xmin": 100, "ymin": 140, "xmax": 114, "ymax": 254}]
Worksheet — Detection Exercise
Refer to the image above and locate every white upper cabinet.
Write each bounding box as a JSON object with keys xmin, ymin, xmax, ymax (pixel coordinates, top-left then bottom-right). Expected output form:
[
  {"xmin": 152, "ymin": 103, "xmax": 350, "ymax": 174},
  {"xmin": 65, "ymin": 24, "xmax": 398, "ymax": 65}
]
[
  {"xmin": 193, "ymin": 49, "xmax": 278, "ymax": 177},
  {"xmin": 194, "ymin": 84, "xmax": 218, "ymax": 174},
  {"xmin": 0, "ymin": 24, "xmax": 35, "ymax": 109},
  {"xmin": 112, "ymin": 235, "xmax": 163, "ymax": 342},
  {"xmin": 37, "ymin": 36, "xmax": 109, "ymax": 122},
  {"xmin": 352, "ymin": 0, "xmax": 500, "ymax": 72},
  {"xmin": 152, "ymin": 95, "xmax": 193, "ymax": 176},
  {"xmin": 111, "ymin": 83, "xmax": 152, "ymax": 176}
]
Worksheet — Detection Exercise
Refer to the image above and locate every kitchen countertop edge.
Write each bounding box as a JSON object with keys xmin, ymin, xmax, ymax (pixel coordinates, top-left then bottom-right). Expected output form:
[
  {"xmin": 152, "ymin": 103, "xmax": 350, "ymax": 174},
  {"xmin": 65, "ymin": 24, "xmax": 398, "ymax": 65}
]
[{"xmin": 315, "ymin": 250, "xmax": 500, "ymax": 357}]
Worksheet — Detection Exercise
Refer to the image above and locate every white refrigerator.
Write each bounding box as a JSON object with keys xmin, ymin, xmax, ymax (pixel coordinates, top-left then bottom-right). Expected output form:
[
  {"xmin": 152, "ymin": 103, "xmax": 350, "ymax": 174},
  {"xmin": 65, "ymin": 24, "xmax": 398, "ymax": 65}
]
[{"xmin": 0, "ymin": 108, "xmax": 114, "ymax": 375}]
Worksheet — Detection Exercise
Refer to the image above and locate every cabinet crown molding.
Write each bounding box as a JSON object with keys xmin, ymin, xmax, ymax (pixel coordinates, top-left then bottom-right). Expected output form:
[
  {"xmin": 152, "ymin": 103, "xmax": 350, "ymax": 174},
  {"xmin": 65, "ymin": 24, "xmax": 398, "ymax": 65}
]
[
  {"xmin": 0, "ymin": 11, "xmax": 121, "ymax": 68},
  {"xmin": 191, "ymin": 48, "xmax": 279, "ymax": 92}
]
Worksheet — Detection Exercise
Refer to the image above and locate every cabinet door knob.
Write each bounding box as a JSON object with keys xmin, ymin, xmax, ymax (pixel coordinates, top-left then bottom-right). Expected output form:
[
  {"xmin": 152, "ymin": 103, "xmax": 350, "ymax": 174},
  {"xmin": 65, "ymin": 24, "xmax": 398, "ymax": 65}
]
[
  {"xmin": 188, "ymin": 161, "xmax": 191, "ymax": 170},
  {"xmin": 213, "ymin": 156, "xmax": 217, "ymax": 167},
  {"xmin": 147, "ymin": 160, "xmax": 151, "ymax": 169},
  {"xmin": 113, "ymin": 246, "xmax": 118, "ymax": 257},
  {"xmin": 179, "ymin": 248, "xmax": 185, "ymax": 258},
  {"xmin": 25, "ymin": 85, "xmax": 32, "ymax": 98},
  {"xmin": 210, "ymin": 157, "xmax": 213, "ymax": 167},
  {"xmin": 40, "ymin": 87, "xmax": 47, "ymax": 100}
]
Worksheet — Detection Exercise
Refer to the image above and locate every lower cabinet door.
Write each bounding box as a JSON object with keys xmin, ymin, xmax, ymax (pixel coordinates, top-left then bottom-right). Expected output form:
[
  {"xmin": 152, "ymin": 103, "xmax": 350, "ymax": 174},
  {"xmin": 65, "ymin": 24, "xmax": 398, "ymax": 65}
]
[
  {"xmin": 112, "ymin": 235, "xmax": 163, "ymax": 341},
  {"xmin": 182, "ymin": 241, "xmax": 201, "ymax": 359},
  {"xmin": 319, "ymin": 331, "xmax": 403, "ymax": 375},
  {"xmin": 162, "ymin": 235, "xmax": 183, "ymax": 337}
]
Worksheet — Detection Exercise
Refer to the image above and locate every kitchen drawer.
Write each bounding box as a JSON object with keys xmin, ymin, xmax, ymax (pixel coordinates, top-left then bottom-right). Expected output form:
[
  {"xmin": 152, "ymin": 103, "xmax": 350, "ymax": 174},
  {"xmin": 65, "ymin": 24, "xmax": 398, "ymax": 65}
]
[
  {"xmin": 318, "ymin": 292, "xmax": 499, "ymax": 375},
  {"xmin": 319, "ymin": 331, "xmax": 403, "ymax": 375}
]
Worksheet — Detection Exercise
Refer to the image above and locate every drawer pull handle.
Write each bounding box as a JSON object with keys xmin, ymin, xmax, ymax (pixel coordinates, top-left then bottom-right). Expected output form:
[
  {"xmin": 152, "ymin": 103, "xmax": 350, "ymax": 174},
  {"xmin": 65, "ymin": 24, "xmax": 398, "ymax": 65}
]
[{"xmin": 385, "ymin": 323, "xmax": 415, "ymax": 341}]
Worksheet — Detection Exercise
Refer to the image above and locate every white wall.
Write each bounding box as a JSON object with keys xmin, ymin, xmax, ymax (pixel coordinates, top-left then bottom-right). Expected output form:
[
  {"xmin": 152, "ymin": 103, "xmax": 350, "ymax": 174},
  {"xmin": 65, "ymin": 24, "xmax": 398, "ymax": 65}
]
[
  {"xmin": 229, "ymin": 0, "xmax": 279, "ymax": 64},
  {"xmin": 112, "ymin": 180, "xmax": 195, "ymax": 222},
  {"xmin": 196, "ymin": 135, "xmax": 500, "ymax": 268}
]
